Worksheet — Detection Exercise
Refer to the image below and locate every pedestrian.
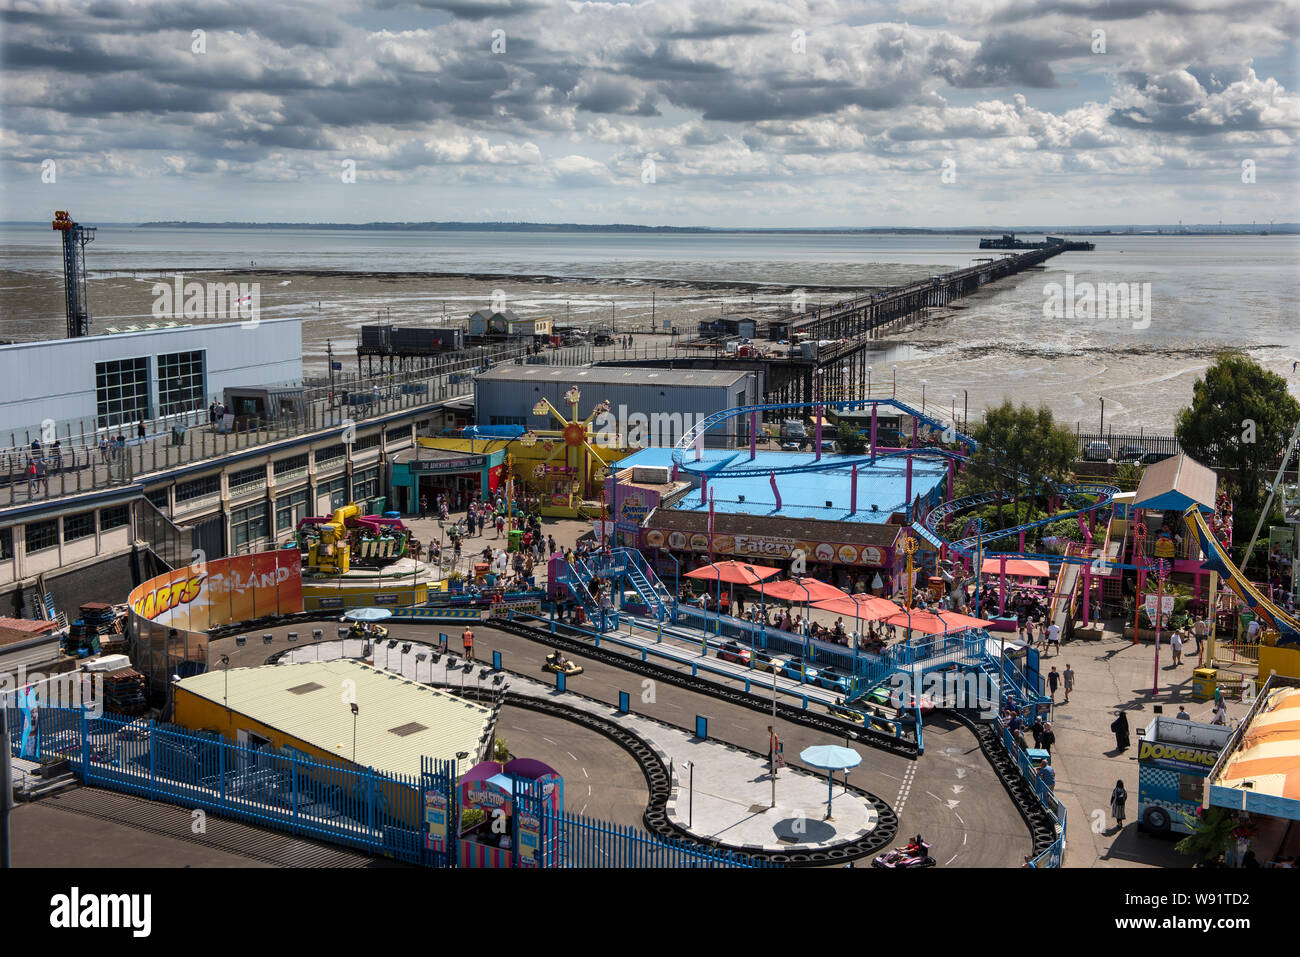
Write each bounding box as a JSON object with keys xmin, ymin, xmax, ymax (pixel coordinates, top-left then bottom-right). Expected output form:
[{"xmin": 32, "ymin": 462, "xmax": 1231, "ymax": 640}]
[
  {"xmin": 1110, "ymin": 780, "xmax": 1127, "ymax": 829},
  {"xmin": 1176, "ymin": 705, "xmax": 1190, "ymax": 720},
  {"xmin": 99, "ymin": 435, "xmax": 109, "ymax": 464},
  {"xmin": 1171, "ymin": 629, "xmax": 1183, "ymax": 666},
  {"xmin": 35, "ymin": 458, "xmax": 47, "ymax": 495},
  {"xmin": 1030, "ymin": 715, "xmax": 1044, "ymax": 750},
  {"xmin": 1193, "ymin": 616, "xmax": 1207, "ymax": 655},
  {"xmin": 1039, "ymin": 763, "xmax": 1055, "ymax": 791},
  {"xmin": 1047, "ymin": 666, "xmax": 1059, "ymax": 702},
  {"xmin": 1211, "ymin": 701, "xmax": 1228, "ymax": 726},
  {"xmin": 26, "ymin": 459, "xmax": 38, "ymax": 496},
  {"xmin": 137, "ymin": 421, "xmax": 146, "ymax": 440},
  {"xmin": 462, "ymin": 626, "xmax": 475, "ymax": 661},
  {"xmin": 1111, "ymin": 710, "xmax": 1131, "ymax": 751},
  {"xmin": 1046, "ymin": 621, "xmax": 1060, "ymax": 655},
  {"xmin": 495, "ymin": 514, "xmax": 505, "ymax": 539},
  {"xmin": 420, "ymin": 495, "xmax": 428, "ymax": 516},
  {"xmin": 1063, "ymin": 663, "xmax": 1074, "ymax": 704},
  {"xmin": 1040, "ymin": 721, "xmax": 1055, "ymax": 757}
]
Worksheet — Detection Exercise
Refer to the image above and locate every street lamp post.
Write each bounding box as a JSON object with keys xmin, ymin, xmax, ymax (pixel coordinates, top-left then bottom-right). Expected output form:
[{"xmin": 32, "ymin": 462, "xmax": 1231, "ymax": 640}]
[
  {"xmin": 867, "ymin": 365, "xmax": 872, "ymax": 398},
  {"xmin": 350, "ymin": 702, "xmax": 359, "ymax": 763},
  {"xmin": 1099, "ymin": 397, "xmax": 1105, "ymax": 435},
  {"xmin": 220, "ymin": 654, "xmax": 230, "ymax": 713}
]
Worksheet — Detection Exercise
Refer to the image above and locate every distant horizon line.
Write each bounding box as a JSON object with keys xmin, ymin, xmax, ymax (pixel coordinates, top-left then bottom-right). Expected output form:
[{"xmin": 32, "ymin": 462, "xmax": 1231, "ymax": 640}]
[{"xmin": 2, "ymin": 219, "xmax": 1297, "ymax": 234}]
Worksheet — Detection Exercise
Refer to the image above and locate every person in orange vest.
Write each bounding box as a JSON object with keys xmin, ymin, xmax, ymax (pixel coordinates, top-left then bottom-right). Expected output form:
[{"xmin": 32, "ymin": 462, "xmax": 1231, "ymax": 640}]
[{"xmin": 462, "ymin": 627, "xmax": 475, "ymax": 661}]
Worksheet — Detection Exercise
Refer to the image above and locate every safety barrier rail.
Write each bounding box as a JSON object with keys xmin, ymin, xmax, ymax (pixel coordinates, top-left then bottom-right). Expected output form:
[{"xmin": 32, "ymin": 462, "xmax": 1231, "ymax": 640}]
[
  {"xmin": 999, "ymin": 722, "xmax": 1066, "ymax": 867},
  {"xmin": 10, "ymin": 706, "xmax": 429, "ymax": 863}
]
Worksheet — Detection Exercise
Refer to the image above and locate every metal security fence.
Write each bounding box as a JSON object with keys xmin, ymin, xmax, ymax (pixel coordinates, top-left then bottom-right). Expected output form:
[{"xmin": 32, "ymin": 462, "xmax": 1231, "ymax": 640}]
[
  {"xmin": 9, "ymin": 705, "xmax": 766, "ymax": 869},
  {"xmin": 549, "ymin": 810, "xmax": 764, "ymax": 868},
  {"xmin": 1075, "ymin": 430, "xmax": 1181, "ymax": 459},
  {"xmin": 999, "ymin": 722, "xmax": 1066, "ymax": 868}
]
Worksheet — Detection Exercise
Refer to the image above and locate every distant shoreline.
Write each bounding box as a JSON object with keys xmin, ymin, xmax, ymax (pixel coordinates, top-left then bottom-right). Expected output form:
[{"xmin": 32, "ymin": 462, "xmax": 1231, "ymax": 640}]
[{"xmin": 3, "ymin": 220, "xmax": 1295, "ymax": 236}]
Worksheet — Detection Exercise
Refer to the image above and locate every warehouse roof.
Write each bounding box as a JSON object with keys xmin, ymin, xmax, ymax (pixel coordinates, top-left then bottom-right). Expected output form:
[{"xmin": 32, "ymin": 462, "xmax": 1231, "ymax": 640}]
[
  {"xmin": 175, "ymin": 659, "xmax": 494, "ymax": 777},
  {"xmin": 475, "ymin": 364, "xmax": 753, "ymax": 388}
]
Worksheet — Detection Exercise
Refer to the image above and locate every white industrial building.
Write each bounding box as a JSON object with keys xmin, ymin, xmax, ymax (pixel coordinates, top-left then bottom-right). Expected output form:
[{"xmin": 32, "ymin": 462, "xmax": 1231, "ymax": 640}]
[{"xmin": 0, "ymin": 318, "xmax": 303, "ymax": 437}]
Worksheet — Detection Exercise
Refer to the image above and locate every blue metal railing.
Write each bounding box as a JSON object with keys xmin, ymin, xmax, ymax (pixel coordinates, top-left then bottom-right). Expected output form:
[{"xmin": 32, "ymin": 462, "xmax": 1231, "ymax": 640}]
[
  {"xmin": 548, "ymin": 809, "xmax": 763, "ymax": 868},
  {"xmin": 999, "ymin": 722, "xmax": 1066, "ymax": 867}
]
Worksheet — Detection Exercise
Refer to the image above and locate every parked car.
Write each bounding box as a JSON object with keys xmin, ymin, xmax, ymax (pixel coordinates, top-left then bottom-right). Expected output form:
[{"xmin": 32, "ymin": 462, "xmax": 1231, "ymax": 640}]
[
  {"xmin": 752, "ymin": 650, "xmax": 786, "ymax": 673},
  {"xmin": 816, "ymin": 665, "xmax": 852, "ymax": 693},
  {"xmin": 1117, "ymin": 444, "xmax": 1146, "ymax": 461},
  {"xmin": 860, "ymin": 685, "xmax": 937, "ymax": 715},
  {"xmin": 1083, "ymin": 440, "xmax": 1112, "ymax": 462},
  {"xmin": 779, "ymin": 656, "xmax": 819, "ymax": 684},
  {"xmin": 593, "ymin": 332, "xmax": 615, "ymax": 346},
  {"xmin": 716, "ymin": 640, "xmax": 751, "ymax": 666},
  {"xmin": 1135, "ymin": 450, "xmax": 1175, "ymax": 465}
]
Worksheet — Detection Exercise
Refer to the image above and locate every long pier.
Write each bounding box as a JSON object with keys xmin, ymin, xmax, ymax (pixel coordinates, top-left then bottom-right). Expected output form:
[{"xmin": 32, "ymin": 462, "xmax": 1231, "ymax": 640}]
[{"xmin": 599, "ymin": 242, "xmax": 1079, "ymax": 406}]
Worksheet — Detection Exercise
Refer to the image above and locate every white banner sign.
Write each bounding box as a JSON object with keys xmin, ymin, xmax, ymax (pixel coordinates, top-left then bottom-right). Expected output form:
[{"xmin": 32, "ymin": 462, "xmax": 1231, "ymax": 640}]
[{"xmin": 1143, "ymin": 594, "xmax": 1176, "ymax": 615}]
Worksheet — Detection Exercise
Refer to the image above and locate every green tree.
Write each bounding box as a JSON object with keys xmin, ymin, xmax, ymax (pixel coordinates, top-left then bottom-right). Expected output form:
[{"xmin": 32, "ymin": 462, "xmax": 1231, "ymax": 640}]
[
  {"xmin": 1175, "ymin": 352, "xmax": 1300, "ymax": 509},
  {"xmin": 961, "ymin": 401, "xmax": 1077, "ymax": 529},
  {"xmin": 836, "ymin": 421, "xmax": 867, "ymax": 455}
]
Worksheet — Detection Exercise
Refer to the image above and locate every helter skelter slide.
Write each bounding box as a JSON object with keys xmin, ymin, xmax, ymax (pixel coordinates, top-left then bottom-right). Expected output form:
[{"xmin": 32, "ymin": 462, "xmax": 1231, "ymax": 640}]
[{"xmin": 1184, "ymin": 505, "xmax": 1300, "ymax": 645}]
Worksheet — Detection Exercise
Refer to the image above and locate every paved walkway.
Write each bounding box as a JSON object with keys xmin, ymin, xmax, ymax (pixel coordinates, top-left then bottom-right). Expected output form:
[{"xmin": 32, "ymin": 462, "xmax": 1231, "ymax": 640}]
[
  {"xmin": 281, "ymin": 639, "xmax": 883, "ymax": 854},
  {"xmin": 1040, "ymin": 622, "xmax": 1252, "ymax": 868}
]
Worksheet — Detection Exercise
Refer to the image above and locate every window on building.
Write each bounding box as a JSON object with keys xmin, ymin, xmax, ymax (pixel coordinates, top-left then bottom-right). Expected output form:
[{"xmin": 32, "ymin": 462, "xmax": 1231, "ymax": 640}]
[
  {"xmin": 63, "ymin": 512, "xmax": 95, "ymax": 542},
  {"xmin": 156, "ymin": 350, "xmax": 206, "ymax": 416},
  {"xmin": 177, "ymin": 474, "xmax": 220, "ymax": 503},
  {"xmin": 275, "ymin": 488, "xmax": 310, "ymax": 532},
  {"xmin": 145, "ymin": 488, "xmax": 170, "ymax": 513},
  {"xmin": 490, "ymin": 415, "xmax": 527, "ymax": 427},
  {"xmin": 0, "ymin": 528, "xmax": 13, "ymax": 561},
  {"xmin": 316, "ymin": 443, "xmax": 346, "ymax": 468},
  {"xmin": 274, "ymin": 453, "xmax": 309, "ymax": 477},
  {"xmin": 319, "ymin": 477, "xmax": 347, "ymax": 511},
  {"xmin": 353, "ymin": 432, "xmax": 382, "ymax": 452},
  {"xmin": 25, "ymin": 519, "xmax": 58, "ymax": 554},
  {"xmin": 95, "ymin": 356, "xmax": 150, "ymax": 428},
  {"xmin": 230, "ymin": 502, "xmax": 268, "ymax": 550},
  {"xmin": 229, "ymin": 465, "xmax": 267, "ymax": 493},
  {"xmin": 352, "ymin": 467, "xmax": 381, "ymax": 501},
  {"xmin": 100, "ymin": 504, "xmax": 130, "ymax": 531}
]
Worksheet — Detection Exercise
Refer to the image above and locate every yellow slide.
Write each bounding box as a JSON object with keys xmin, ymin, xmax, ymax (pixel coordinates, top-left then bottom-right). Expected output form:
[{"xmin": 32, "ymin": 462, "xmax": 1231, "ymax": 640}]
[{"xmin": 1184, "ymin": 507, "xmax": 1300, "ymax": 642}]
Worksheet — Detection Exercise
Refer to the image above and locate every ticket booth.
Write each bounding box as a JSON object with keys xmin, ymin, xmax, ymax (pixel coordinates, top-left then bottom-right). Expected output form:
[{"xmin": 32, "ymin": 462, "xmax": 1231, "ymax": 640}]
[{"xmin": 457, "ymin": 759, "xmax": 564, "ymax": 868}]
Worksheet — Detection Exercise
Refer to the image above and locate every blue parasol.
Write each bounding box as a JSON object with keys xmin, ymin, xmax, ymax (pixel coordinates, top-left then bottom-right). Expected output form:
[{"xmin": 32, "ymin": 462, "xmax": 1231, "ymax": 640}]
[
  {"xmin": 800, "ymin": 744, "xmax": 862, "ymax": 818},
  {"xmin": 344, "ymin": 607, "xmax": 393, "ymax": 622}
]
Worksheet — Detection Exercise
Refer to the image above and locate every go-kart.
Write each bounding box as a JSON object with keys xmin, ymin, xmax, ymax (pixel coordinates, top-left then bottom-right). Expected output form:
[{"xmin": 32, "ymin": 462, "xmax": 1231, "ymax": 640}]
[
  {"xmin": 872, "ymin": 836, "xmax": 936, "ymax": 868},
  {"xmin": 829, "ymin": 700, "xmax": 898, "ymax": 736},
  {"xmin": 349, "ymin": 623, "xmax": 388, "ymax": 641},
  {"xmin": 543, "ymin": 652, "xmax": 584, "ymax": 676}
]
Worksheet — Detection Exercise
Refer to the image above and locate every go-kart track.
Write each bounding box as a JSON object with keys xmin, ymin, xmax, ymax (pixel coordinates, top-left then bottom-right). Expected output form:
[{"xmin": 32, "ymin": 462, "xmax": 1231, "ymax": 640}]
[{"xmin": 213, "ymin": 618, "xmax": 1033, "ymax": 867}]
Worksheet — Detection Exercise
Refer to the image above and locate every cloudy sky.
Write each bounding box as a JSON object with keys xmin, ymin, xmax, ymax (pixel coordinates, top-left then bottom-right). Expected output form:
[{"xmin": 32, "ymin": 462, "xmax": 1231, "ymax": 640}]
[{"xmin": 2, "ymin": 0, "xmax": 1298, "ymax": 227}]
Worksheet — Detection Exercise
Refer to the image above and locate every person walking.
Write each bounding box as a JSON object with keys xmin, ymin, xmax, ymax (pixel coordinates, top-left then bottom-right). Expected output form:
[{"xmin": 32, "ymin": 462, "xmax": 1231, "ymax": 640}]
[
  {"xmin": 1171, "ymin": 629, "xmax": 1184, "ymax": 666},
  {"xmin": 1040, "ymin": 721, "xmax": 1056, "ymax": 757},
  {"xmin": 1063, "ymin": 663, "xmax": 1074, "ymax": 704},
  {"xmin": 1193, "ymin": 616, "xmax": 1207, "ymax": 656},
  {"xmin": 1110, "ymin": 780, "xmax": 1127, "ymax": 830},
  {"xmin": 462, "ymin": 627, "xmax": 475, "ymax": 662},
  {"xmin": 1047, "ymin": 666, "xmax": 1060, "ymax": 702},
  {"xmin": 1030, "ymin": 715, "xmax": 1044, "ymax": 750},
  {"xmin": 1111, "ymin": 710, "xmax": 1131, "ymax": 751},
  {"xmin": 1039, "ymin": 763, "xmax": 1055, "ymax": 791},
  {"xmin": 1046, "ymin": 621, "xmax": 1060, "ymax": 655},
  {"xmin": 137, "ymin": 420, "xmax": 146, "ymax": 440}
]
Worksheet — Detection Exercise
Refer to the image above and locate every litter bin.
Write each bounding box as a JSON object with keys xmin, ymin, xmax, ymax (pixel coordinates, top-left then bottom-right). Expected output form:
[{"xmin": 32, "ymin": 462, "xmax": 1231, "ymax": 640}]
[
  {"xmin": 474, "ymin": 562, "xmax": 490, "ymax": 583},
  {"xmin": 1026, "ymin": 748, "xmax": 1050, "ymax": 772},
  {"xmin": 508, "ymin": 529, "xmax": 523, "ymax": 552},
  {"xmin": 1192, "ymin": 667, "xmax": 1217, "ymax": 702}
]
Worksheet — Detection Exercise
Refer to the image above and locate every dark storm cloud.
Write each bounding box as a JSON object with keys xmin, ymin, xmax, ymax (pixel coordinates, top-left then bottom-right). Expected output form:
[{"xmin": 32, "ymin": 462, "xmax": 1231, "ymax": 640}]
[{"xmin": 942, "ymin": 33, "xmax": 1060, "ymax": 88}]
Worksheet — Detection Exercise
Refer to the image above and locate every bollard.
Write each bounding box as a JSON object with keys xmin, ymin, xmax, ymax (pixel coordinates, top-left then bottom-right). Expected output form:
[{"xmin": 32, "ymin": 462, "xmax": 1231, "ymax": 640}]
[
  {"xmin": 492, "ymin": 650, "xmax": 502, "ymax": 671},
  {"xmin": 557, "ymin": 672, "xmax": 566, "ymax": 693},
  {"xmin": 618, "ymin": 691, "xmax": 629, "ymax": 714},
  {"xmin": 695, "ymin": 716, "xmax": 707, "ymax": 740}
]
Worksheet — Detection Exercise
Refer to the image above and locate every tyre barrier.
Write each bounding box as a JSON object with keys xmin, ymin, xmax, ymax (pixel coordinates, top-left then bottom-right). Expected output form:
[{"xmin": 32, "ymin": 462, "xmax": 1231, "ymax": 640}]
[
  {"xmin": 949, "ymin": 709, "xmax": 1058, "ymax": 858},
  {"xmin": 448, "ymin": 685, "xmax": 898, "ymax": 866},
  {"xmin": 264, "ymin": 628, "xmax": 902, "ymax": 865},
  {"xmin": 492, "ymin": 617, "xmax": 919, "ymax": 759}
]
